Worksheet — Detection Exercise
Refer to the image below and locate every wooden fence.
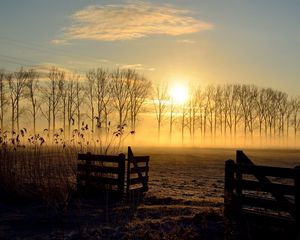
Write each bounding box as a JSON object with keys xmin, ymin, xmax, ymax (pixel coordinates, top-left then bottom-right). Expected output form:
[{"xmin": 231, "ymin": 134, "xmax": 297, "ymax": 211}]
[
  {"xmin": 126, "ymin": 147, "xmax": 149, "ymax": 194},
  {"xmin": 77, "ymin": 153, "xmax": 126, "ymax": 196},
  {"xmin": 77, "ymin": 147, "xmax": 149, "ymax": 197},
  {"xmin": 224, "ymin": 150, "xmax": 300, "ymax": 237}
]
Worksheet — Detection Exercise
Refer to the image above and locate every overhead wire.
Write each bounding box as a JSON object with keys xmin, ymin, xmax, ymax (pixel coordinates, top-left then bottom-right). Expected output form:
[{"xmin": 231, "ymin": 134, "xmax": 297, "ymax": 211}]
[
  {"xmin": 0, "ymin": 35, "xmax": 111, "ymax": 66},
  {"xmin": 0, "ymin": 36, "xmax": 100, "ymax": 76}
]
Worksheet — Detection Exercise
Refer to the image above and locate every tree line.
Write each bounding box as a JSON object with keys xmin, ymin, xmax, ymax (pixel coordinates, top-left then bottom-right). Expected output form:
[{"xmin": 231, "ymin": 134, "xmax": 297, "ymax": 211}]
[
  {"xmin": 0, "ymin": 67, "xmax": 151, "ymax": 139},
  {"xmin": 0, "ymin": 66, "xmax": 299, "ymax": 145},
  {"xmin": 153, "ymin": 82, "xmax": 300, "ymax": 143}
]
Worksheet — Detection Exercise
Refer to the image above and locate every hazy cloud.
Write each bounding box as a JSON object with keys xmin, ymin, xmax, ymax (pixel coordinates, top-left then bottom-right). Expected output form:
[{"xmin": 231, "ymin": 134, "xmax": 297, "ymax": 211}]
[
  {"xmin": 117, "ymin": 63, "xmax": 155, "ymax": 71},
  {"xmin": 63, "ymin": 1, "xmax": 214, "ymax": 41},
  {"xmin": 177, "ymin": 39, "xmax": 196, "ymax": 44},
  {"xmin": 51, "ymin": 39, "xmax": 69, "ymax": 45},
  {"xmin": 34, "ymin": 63, "xmax": 82, "ymax": 79}
]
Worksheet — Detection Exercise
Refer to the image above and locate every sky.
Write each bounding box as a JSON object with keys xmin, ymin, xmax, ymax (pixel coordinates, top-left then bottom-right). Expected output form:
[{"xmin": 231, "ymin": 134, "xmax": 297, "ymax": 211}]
[{"xmin": 0, "ymin": 0, "xmax": 299, "ymax": 96}]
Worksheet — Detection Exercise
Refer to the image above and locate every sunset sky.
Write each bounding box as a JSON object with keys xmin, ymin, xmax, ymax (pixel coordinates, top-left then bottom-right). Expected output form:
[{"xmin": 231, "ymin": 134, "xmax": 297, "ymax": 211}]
[{"xmin": 0, "ymin": 0, "xmax": 299, "ymax": 95}]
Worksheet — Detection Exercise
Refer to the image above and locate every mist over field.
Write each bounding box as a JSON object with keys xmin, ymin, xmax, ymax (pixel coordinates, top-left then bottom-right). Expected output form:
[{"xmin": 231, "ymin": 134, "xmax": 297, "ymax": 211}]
[
  {"xmin": 0, "ymin": 67, "xmax": 299, "ymax": 152},
  {"xmin": 1, "ymin": 1, "xmax": 300, "ymax": 239}
]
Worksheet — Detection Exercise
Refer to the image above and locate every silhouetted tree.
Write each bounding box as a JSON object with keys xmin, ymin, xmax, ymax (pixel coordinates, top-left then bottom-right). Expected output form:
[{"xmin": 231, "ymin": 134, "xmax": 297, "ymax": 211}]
[
  {"xmin": 285, "ymin": 99, "xmax": 294, "ymax": 137},
  {"xmin": 85, "ymin": 70, "xmax": 96, "ymax": 133},
  {"xmin": 204, "ymin": 85, "xmax": 215, "ymax": 136},
  {"xmin": 66, "ymin": 72, "xmax": 80, "ymax": 136},
  {"xmin": 0, "ymin": 70, "xmax": 8, "ymax": 131},
  {"xmin": 26, "ymin": 69, "xmax": 40, "ymax": 135},
  {"xmin": 187, "ymin": 84, "xmax": 201, "ymax": 142},
  {"xmin": 40, "ymin": 87, "xmax": 51, "ymax": 135},
  {"xmin": 75, "ymin": 76, "xmax": 83, "ymax": 131},
  {"xmin": 152, "ymin": 81, "xmax": 169, "ymax": 141},
  {"xmin": 180, "ymin": 101, "xmax": 189, "ymax": 144},
  {"xmin": 256, "ymin": 88, "xmax": 270, "ymax": 137},
  {"xmin": 277, "ymin": 91, "xmax": 289, "ymax": 137},
  {"xmin": 231, "ymin": 85, "xmax": 243, "ymax": 137},
  {"xmin": 214, "ymin": 85, "xmax": 223, "ymax": 136},
  {"xmin": 169, "ymin": 94, "xmax": 175, "ymax": 141},
  {"xmin": 111, "ymin": 69, "xmax": 131, "ymax": 127},
  {"xmin": 291, "ymin": 97, "xmax": 300, "ymax": 136},
  {"xmin": 60, "ymin": 78, "xmax": 67, "ymax": 137},
  {"xmin": 93, "ymin": 68, "xmax": 112, "ymax": 131},
  {"xmin": 239, "ymin": 85, "xmax": 258, "ymax": 136},
  {"xmin": 128, "ymin": 72, "xmax": 151, "ymax": 131},
  {"xmin": 7, "ymin": 68, "xmax": 28, "ymax": 133},
  {"xmin": 223, "ymin": 85, "xmax": 235, "ymax": 137},
  {"xmin": 48, "ymin": 67, "xmax": 64, "ymax": 133}
]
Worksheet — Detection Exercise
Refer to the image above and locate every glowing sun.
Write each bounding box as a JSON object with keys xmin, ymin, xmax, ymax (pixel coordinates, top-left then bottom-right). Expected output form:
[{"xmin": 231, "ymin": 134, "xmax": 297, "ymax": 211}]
[{"xmin": 170, "ymin": 83, "xmax": 189, "ymax": 104}]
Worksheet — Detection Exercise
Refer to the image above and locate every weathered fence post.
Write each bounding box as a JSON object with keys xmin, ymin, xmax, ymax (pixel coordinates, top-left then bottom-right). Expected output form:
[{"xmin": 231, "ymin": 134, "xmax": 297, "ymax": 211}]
[
  {"xmin": 118, "ymin": 153, "xmax": 125, "ymax": 196},
  {"xmin": 236, "ymin": 151, "xmax": 244, "ymax": 196},
  {"xmin": 85, "ymin": 152, "xmax": 92, "ymax": 189},
  {"xmin": 126, "ymin": 148, "xmax": 132, "ymax": 194},
  {"xmin": 144, "ymin": 156, "xmax": 149, "ymax": 192},
  {"xmin": 224, "ymin": 159, "xmax": 235, "ymax": 218},
  {"xmin": 294, "ymin": 166, "xmax": 300, "ymax": 239}
]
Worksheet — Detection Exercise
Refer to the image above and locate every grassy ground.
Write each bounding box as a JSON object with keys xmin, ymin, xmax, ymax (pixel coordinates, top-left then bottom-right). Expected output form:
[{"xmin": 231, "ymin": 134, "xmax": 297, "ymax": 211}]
[{"xmin": 0, "ymin": 147, "xmax": 299, "ymax": 239}]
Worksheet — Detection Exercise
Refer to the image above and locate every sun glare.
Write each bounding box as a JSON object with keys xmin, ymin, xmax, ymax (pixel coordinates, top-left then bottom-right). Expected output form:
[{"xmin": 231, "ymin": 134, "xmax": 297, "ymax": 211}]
[{"xmin": 170, "ymin": 83, "xmax": 189, "ymax": 104}]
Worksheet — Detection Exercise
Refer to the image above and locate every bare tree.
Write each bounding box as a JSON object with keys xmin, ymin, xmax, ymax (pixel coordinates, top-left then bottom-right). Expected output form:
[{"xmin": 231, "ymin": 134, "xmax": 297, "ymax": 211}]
[
  {"xmin": 26, "ymin": 69, "xmax": 40, "ymax": 135},
  {"xmin": 40, "ymin": 87, "xmax": 51, "ymax": 134},
  {"xmin": 75, "ymin": 76, "xmax": 83, "ymax": 131},
  {"xmin": 290, "ymin": 97, "xmax": 300, "ymax": 137},
  {"xmin": 194, "ymin": 86, "xmax": 205, "ymax": 137},
  {"xmin": 7, "ymin": 68, "xmax": 28, "ymax": 133},
  {"xmin": 188, "ymin": 84, "xmax": 201, "ymax": 142},
  {"xmin": 60, "ymin": 78, "xmax": 67, "ymax": 136},
  {"xmin": 204, "ymin": 85, "xmax": 215, "ymax": 136},
  {"xmin": 213, "ymin": 85, "xmax": 223, "ymax": 137},
  {"xmin": 266, "ymin": 89, "xmax": 280, "ymax": 137},
  {"xmin": 93, "ymin": 68, "xmax": 112, "ymax": 132},
  {"xmin": 48, "ymin": 67, "xmax": 65, "ymax": 133},
  {"xmin": 169, "ymin": 94, "xmax": 175, "ymax": 140},
  {"xmin": 0, "ymin": 70, "xmax": 8, "ymax": 131},
  {"xmin": 277, "ymin": 91, "xmax": 288, "ymax": 137},
  {"xmin": 256, "ymin": 88, "xmax": 270, "ymax": 137},
  {"xmin": 66, "ymin": 72, "xmax": 80, "ymax": 136},
  {"xmin": 238, "ymin": 85, "xmax": 258, "ymax": 136},
  {"xmin": 85, "ymin": 70, "xmax": 96, "ymax": 132},
  {"xmin": 180, "ymin": 101, "xmax": 189, "ymax": 144},
  {"xmin": 285, "ymin": 98, "xmax": 294, "ymax": 137},
  {"xmin": 111, "ymin": 69, "xmax": 131, "ymax": 127},
  {"xmin": 152, "ymin": 81, "xmax": 169, "ymax": 141},
  {"xmin": 223, "ymin": 85, "xmax": 236, "ymax": 137},
  {"xmin": 128, "ymin": 72, "xmax": 151, "ymax": 131}
]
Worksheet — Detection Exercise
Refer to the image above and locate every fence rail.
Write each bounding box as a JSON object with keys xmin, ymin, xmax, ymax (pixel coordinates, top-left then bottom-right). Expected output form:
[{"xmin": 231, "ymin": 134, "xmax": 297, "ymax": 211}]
[
  {"xmin": 126, "ymin": 147, "xmax": 149, "ymax": 194},
  {"xmin": 77, "ymin": 153, "xmax": 125, "ymax": 196},
  {"xmin": 224, "ymin": 150, "xmax": 300, "ymax": 238},
  {"xmin": 77, "ymin": 147, "xmax": 150, "ymax": 198}
]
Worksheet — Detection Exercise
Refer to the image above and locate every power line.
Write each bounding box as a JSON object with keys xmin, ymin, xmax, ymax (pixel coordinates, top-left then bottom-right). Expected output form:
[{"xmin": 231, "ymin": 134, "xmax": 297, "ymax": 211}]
[
  {"xmin": 0, "ymin": 57, "xmax": 35, "ymax": 69},
  {"xmin": 0, "ymin": 54, "xmax": 39, "ymax": 65},
  {"xmin": 0, "ymin": 35, "xmax": 111, "ymax": 65},
  {"xmin": 0, "ymin": 54, "xmax": 84, "ymax": 77}
]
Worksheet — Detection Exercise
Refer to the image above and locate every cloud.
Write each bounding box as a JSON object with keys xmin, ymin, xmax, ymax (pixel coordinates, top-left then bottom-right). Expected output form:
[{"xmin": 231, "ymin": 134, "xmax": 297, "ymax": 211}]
[
  {"xmin": 177, "ymin": 39, "xmax": 196, "ymax": 44},
  {"xmin": 117, "ymin": 63, "xmax": 155, "ymax": 71},
  {"xmin": 66, "ymin": 58, "xmax": 111, "ymax": 68},
  {"xmin": 33, "ymin": 63, "xmax": 82, "ymax": 80},
  {"xmin": 51, "ymin": 39, "xmax": 70, "ymax": 45},
  {"xmin": 63, "ymin": 1, "xmax": 214, "ymax": 41}
]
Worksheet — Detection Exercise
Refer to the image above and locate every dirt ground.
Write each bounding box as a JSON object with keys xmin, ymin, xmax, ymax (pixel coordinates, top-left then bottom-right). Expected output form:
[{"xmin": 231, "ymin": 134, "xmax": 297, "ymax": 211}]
[{"xmin": 0, "ymin": 147, "xmax": 299, "ymax": 240}]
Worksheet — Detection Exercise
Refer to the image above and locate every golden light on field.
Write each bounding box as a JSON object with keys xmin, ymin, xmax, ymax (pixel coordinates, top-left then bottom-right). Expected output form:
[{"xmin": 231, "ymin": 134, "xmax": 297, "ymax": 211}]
[{"xmin": 170, "ymin": 83, "xmax": 189, "ymax": 104}]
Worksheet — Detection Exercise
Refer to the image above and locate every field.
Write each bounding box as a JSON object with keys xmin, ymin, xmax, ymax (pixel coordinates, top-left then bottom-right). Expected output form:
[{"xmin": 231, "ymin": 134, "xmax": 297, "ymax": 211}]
[{"xmin": 0, "ymin": 147, "xmax": 299, "ymax": 240}]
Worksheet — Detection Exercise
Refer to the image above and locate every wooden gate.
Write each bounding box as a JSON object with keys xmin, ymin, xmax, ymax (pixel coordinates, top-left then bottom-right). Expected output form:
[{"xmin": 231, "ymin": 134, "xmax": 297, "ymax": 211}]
[
  {"xmin": 77, "ymin": 153, "xmax": 126, "ymax": 197},
  {"xmin": 126, "ymin": 147, "xmax": 149, "ymax": 194},
  {"xmin": 224, "ymin": 150, "xmax": 300, "ymax": 238},
  {"xmin": 77, "ymin": 147, "xmax": 149, "ymax": 198}
]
